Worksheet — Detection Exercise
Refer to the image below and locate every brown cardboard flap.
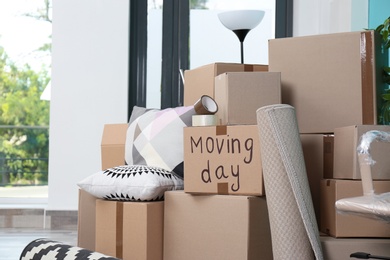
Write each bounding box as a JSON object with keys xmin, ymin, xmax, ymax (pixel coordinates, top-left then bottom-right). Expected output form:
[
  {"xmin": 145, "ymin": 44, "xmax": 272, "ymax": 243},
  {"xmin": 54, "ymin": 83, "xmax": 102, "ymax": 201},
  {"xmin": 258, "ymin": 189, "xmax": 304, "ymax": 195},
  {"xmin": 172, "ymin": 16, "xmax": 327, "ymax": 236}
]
[
  {"xmin": 101, "ymin": 124, "xmax": 128, "ymax": 170},
  {"xmin": 101, "ymin": 124, "xmax": 128, "ymax": 146}
]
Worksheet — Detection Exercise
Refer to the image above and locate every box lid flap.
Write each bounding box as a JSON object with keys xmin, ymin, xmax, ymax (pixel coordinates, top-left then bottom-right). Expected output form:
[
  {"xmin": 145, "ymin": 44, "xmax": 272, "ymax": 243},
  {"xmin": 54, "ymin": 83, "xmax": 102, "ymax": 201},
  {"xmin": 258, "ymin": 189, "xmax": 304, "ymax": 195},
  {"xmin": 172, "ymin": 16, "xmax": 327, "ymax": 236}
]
[{"xmin": 101, "ymin": 124, "xmax": 128, "ymax": 146}]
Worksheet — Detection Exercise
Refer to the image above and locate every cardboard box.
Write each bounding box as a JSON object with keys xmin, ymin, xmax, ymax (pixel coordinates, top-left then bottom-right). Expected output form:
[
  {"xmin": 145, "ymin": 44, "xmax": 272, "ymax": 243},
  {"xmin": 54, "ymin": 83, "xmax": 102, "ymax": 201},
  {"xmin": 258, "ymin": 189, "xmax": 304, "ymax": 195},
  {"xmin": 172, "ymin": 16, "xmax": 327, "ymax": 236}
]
[
  {"xmin": 77, "ymin": 189, "xmax": 97, "ymax": 251},
  {"xmin": 269, "ymin": 31, "xmax": 384, "ymax": 134},
  {"xmin": 300, "ymin": 134, "xmax": 325, "ymax": 227},
  {"xmin": 78, "ymin": 124, "xmax": 128, "ymax": 251},
  {"xmin": 95, "ymin": 199, "xmax": 164, "ymax": 260},
  {"xmin": 183, "ymin": 125, "xmax": 263, "ymax": 196},
  {"xmin": 163, "ymin": 191, "xmax": 273, "ymax": 260},
  {"xmin": 184, "ymin": 63, "xmax": 268, "ymax": 106},
  {"xmin": 320, "ymin": 179, "xmax": 390, "ymax": 238},
  {"xmin": 215, "ymin": 72, "xmax": 281, "ymax": 125},
  {"xmin": 333, "ymin": 125, "xmax": 390, "ymax": 180},
  {"xmin": 101, "ymin": 124, "xmax": 128, "ymax": 170},
  {"xmin": 321, "ymin": 235, "xmax": 390, "ymax": 260}
]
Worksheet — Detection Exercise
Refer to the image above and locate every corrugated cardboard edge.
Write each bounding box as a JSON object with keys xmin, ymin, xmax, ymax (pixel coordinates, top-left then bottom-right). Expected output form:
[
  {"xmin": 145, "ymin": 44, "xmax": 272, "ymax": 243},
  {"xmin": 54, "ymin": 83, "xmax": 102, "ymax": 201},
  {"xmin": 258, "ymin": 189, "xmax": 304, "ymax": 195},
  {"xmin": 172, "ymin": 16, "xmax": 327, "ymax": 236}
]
[
  {"xmin": 247, "ymin": 197, "xmax": 273, "ymax": 260},
  {"xmin": 320, "ymin": 179, "xmax": 336, "ymax": 237},
  {"xmin": 116, "ymin": 202, "xmax": 123, "ymax": 259},
  {"xmin": 95, "ymin": 199, "xmax": 119, "ymax": 257},
  {"xmin": 323, "ymin": 135, "xmax": 334, "ymax": 179},
  {"xmin": 77, "ymin": 189, "xmax": 97, "ymax": 251},
  {"xmin": 122, "ymin": 202, "xmax": 164, "ymax": 260},
  {"xmin": 146, "ymin": 202, "xmax": 164, "ymax": 260}
]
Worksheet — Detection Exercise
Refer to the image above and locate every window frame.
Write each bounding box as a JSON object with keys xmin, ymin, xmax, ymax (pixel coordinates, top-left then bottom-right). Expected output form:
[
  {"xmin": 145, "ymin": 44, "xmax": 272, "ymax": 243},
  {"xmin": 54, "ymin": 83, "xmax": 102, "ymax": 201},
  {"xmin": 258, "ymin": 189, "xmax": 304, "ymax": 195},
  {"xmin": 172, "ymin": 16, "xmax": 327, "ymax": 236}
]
[
  {"xmin": 128, "ymin": 0, "xmax": 148, "ymax": 118},
  {"xmin": 128, "ymin": 0, "xmax": 293, "ymax": 115},
  {"xmin": 160, "ymin": 0, "xmax": 189, "ymax": 108}
]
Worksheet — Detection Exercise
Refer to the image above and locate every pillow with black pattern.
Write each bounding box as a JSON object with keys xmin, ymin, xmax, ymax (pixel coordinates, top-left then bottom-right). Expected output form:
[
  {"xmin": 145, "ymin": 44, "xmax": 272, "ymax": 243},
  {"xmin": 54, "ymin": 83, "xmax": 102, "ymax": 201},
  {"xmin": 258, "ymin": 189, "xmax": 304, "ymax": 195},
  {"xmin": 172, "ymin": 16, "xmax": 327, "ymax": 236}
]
[{"xmin": 77, "ymin": 165, "xmax": 184, "ymax": 201}]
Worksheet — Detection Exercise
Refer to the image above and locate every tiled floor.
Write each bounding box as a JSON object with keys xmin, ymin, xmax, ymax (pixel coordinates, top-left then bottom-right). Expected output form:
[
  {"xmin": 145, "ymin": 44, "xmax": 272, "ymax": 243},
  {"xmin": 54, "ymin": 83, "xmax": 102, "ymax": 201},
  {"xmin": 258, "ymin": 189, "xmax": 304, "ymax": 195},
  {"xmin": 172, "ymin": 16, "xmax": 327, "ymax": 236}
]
[{"xmin": 0, "ymin": 228, "xmax": 78, "ymax": 260}]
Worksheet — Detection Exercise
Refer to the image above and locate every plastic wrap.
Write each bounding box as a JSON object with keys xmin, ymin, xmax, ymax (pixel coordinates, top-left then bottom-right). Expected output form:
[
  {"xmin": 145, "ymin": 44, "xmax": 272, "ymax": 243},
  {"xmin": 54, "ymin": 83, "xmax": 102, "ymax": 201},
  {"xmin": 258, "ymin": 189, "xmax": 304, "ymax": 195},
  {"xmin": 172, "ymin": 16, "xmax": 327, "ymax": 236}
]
[
  {"xmin": 336, "ymin": 192, "xmax": 390, "ymax": 223},
  {"xmin": 335, "ymin": 130, "xmax": 390, "ymax": 223},
  {"xmin": 357, "ymin": 130, "xmax": 390, "ymax": 165}
]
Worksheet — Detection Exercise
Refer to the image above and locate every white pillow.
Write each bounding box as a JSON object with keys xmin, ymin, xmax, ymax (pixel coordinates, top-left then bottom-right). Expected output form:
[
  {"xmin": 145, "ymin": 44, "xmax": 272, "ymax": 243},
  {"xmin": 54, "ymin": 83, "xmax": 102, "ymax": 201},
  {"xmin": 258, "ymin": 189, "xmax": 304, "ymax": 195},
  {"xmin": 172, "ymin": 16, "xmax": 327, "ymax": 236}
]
[{"xmin": 77, "ymin": 165, "xmax": 184, "ymax": 201}]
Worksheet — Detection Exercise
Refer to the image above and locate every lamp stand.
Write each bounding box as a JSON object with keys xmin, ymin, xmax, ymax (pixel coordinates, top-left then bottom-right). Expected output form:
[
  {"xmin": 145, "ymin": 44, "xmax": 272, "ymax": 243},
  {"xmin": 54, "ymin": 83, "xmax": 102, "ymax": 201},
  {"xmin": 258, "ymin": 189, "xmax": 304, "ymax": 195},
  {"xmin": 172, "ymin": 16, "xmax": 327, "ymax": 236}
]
[{"xmin": 233, "ymin": 29, "xmax": 250, "ymax": 64}]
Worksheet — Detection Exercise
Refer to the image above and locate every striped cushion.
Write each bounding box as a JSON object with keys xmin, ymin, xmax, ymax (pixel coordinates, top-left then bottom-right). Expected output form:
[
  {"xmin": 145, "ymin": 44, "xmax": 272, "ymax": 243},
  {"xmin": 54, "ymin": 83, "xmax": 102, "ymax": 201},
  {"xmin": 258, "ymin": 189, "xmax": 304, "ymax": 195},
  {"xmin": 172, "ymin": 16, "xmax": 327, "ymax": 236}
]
[{"xmin": 20, "ymin": 238, "xmax": 119, "ymax": 260}]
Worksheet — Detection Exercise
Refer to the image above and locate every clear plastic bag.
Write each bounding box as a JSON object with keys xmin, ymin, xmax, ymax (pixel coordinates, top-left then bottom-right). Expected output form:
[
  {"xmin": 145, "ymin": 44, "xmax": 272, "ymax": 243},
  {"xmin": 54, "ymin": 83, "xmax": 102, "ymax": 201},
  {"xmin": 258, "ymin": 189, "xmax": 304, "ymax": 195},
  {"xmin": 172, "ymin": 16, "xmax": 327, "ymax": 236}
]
[{"xmin": 335, "ymin": 130, "xmax": 390, "ymax": 223}]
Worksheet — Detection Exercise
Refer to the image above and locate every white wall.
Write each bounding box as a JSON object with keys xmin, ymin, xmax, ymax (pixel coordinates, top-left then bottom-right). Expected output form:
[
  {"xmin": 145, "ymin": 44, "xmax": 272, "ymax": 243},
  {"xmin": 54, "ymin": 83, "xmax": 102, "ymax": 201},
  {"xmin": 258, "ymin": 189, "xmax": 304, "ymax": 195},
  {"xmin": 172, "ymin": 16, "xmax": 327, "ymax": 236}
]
[
  {"xmin": 48, "ymin": 0, "xmax": 129, "ymax": 210},
  {"xmin": 293, "ymin": 0, "xmax": 368, "ymax": 36}
]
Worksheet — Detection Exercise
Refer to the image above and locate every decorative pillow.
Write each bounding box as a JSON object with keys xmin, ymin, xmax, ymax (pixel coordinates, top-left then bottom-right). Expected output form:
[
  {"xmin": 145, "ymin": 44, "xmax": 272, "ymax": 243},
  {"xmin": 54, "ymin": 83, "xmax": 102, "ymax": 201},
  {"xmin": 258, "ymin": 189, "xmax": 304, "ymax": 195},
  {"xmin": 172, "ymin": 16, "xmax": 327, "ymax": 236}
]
[
  {"xmin": 20, "ymin": 238, "xmax": 120, "ymax": 260},
  {"xmin": 77, "ymin": 165, "xmax": 184, "ymax": 201},
  {"xmin": 125, "ymin": 106, "xmax": 195, "ymax": 178},
  {"xmin": 128, "ymin": 106, "xmax": 151, "ymax": 124}
]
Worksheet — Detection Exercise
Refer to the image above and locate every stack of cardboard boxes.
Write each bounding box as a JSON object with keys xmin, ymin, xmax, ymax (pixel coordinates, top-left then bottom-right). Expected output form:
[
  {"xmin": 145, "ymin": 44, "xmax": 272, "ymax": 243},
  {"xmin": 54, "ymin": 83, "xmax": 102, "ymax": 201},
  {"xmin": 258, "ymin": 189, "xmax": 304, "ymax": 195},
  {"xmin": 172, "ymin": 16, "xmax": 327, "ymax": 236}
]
[
  {"xmin": 162, "ymin": 63, "xmax": 281, "ymax": 260},
  {"xmin": 78, "ymin": 63, "xmax": 282, "ymax": 259},
  {"xmin": 268, "ymin": 30, "xmax": 390, "ymax": 259},
  {"xmin": 318, "ymin": 124, "xmax": 390, "ymax": 259},
  {"xmin": 78, "ymin": 30, "xmax": 390, "ymax": 260},
  {"xmin": 321, "ymin": 125, "xmax": 390, "ymax": 238},
  {"xmin": 78, "ymin": 124, "xmax": 165, "ymax": 260}
]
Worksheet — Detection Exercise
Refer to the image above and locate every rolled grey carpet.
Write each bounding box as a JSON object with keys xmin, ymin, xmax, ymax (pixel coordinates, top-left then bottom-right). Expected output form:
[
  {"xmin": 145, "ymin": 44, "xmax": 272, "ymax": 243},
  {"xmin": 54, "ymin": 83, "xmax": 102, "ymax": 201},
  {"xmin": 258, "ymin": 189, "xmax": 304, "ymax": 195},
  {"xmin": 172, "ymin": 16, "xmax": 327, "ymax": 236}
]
[
  {"xmin": 19, "ymin": 238, "xmax": 120, "ymax": 260},
  {"xmin": 256, "ymin": 104, "xmax": 323, "ymax": 260}
]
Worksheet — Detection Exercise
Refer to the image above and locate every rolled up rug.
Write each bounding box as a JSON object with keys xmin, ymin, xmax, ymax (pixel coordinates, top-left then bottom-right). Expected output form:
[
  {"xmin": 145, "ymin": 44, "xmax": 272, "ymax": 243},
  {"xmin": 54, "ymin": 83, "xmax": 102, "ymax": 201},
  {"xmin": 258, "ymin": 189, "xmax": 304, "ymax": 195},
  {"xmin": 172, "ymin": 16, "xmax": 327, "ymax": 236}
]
[
  {"xmin": 20, "ymin": 238, "xmax": 120, "ymax": 260},
  {"xmin": 256, "ymin": 104, "xmax": 323, "ymax": 260}
]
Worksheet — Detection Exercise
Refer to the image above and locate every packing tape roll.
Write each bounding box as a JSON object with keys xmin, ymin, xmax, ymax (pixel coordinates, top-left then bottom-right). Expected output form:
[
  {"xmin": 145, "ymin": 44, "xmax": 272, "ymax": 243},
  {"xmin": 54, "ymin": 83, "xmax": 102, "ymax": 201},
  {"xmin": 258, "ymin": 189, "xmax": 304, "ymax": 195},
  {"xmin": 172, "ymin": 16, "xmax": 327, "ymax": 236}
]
[
  {"xmin": 192, "ymin": 115, "xmax": 218, "ymax": 126},
  {"xmin": 194, "ymin": 95, "xmax": 218, "ymax": 115}
]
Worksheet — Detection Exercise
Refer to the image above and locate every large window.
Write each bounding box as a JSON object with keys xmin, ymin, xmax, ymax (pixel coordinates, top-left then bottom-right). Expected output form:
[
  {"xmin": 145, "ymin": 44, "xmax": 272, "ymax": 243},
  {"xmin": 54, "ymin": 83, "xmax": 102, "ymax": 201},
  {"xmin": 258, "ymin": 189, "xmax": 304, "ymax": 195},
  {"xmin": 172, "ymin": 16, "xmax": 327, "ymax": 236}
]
[
  {"xmin": 129, "ymin": 0, "xmax": 292, "ymax": 114},
  {"xmin": 0, "ymin": 0, "xmax": 51, "ymax": 202}
]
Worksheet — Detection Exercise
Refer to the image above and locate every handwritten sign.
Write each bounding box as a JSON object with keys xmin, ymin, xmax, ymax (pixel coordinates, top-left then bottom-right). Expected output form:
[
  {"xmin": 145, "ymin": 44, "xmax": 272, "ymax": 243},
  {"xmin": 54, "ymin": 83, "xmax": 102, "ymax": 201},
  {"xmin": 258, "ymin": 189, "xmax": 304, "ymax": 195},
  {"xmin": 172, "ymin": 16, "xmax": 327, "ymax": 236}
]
[{"xmin": 184, "ymin": 125, "xmax": 264, "ymax": 196}]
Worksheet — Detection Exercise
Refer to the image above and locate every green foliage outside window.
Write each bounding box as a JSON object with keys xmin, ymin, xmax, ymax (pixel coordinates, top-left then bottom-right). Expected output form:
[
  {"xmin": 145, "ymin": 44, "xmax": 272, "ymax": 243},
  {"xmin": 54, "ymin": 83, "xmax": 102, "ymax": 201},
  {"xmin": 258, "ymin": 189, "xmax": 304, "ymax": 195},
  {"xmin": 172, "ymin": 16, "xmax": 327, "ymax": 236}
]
[
  {"xmin": 0, "ymin": 0, "xmax": 52, "ymax": 186},
  {"xmin": 377, "ymin": 17, "xmax": 390, "ymax": 124},
  {"xmin": 0, "ymin": 47, "xmax": 50, "ymax": 185}
]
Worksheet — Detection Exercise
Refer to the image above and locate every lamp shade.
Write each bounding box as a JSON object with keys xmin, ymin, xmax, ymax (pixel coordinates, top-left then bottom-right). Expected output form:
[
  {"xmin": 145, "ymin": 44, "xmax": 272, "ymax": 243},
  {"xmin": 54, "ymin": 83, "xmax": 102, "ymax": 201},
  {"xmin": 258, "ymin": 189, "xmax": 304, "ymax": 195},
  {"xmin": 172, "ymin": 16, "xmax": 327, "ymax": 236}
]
[{"xmin": 218, "ymin": 10, "xmax": 265, "ymax": 31}]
